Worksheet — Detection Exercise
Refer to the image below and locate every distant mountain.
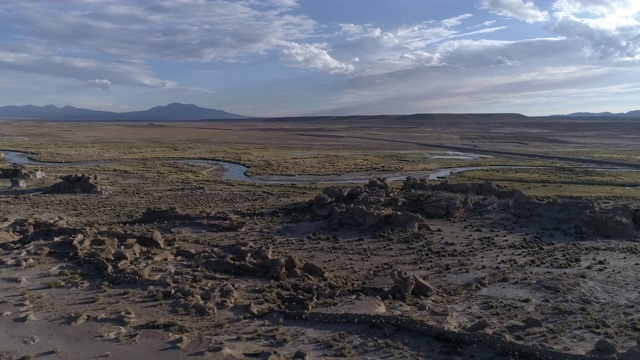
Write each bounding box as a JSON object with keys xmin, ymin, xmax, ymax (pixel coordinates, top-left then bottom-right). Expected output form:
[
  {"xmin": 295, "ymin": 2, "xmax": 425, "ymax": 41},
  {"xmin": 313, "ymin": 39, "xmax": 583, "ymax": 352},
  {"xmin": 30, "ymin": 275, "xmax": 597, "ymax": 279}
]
[
  {"xmin": 0, "ymin": 103, "xmax": 247, "ymax": 121},
  {"xmin": 558, "ymin": 110, "xmax": 640, "ymax": 118}
]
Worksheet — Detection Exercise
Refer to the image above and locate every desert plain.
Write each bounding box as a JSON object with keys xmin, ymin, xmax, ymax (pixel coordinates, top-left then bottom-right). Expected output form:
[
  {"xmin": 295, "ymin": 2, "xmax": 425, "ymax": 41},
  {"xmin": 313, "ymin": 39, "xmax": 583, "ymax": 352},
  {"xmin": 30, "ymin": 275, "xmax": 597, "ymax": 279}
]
[{"xmin": 1, "ymin": 114, "xmax": 640, "ymax": 359}]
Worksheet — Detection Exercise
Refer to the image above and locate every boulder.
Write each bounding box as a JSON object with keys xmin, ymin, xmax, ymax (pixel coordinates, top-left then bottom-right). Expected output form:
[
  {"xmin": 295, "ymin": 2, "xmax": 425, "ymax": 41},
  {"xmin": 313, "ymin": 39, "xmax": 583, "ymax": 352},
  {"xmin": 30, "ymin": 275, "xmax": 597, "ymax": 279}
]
[
  {"xmin": 523, "ymin": 317, "xmax": 543, "ymax": 329},
  {"xmin": 619, "ymin": 346, "xmax": 640, "ymax": 360},
  {"xmin": 136, "ymin": 231, "xmax": 165, "ymax": 249},
  {"xmin": 589, "ymin": 213, "xmax": 635, "ymax": 239},
  {"xmin": 466, "ymin": 319, "xmax": 490, "ymax": 332},
  {"xmin": 0, "ymin": 230, "xmax": 18, "ymax": 244},
  {"xmin": 390, "ymin": 211, "xmax": 423, "ymax": 231},
  {"xmin": 10, "ymin": 178, "xmax": 27, "ymax": 188},
  {"xmin": 284, "ymin": 255, "xmax": 303, "ymax": 273},
  {"xmin": 389, "ymin": 270, "xmax": 437, "ymax": 298},
  {"xmin": 594, "ymin": 338, "xmax": 618, "ymax": 355},
  {"xmin": 389, "ymin": 270, "xmax": 415, "ymax": 297},
  {"xmin": 412, "ymin": 275, "xmax": 437, "ymax": 297},
  {"xmin": 301, "ymin": 262, "xmax": 328, "ymax": 279},
  {"xmin": 401, "ymin": 176, "xmax": 430, "ymax": 191},
  {"xmin": 49, "ymin": 174, "xmax": 106, "ymax": 194},
  {"xmin": 293, "ymin": 349, "xmax": 312, "ymax": 360},
  {"xmin": 331, "ymin": 205, "xmax": 389, "ymax": 228}
]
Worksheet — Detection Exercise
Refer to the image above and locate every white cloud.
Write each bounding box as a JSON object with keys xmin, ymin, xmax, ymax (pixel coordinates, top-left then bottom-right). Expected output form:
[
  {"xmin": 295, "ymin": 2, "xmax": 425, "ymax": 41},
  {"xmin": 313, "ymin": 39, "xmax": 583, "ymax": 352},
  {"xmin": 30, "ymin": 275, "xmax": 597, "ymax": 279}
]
[
  {"xmin": 441, "ymin": 14, "xmax": 473, "ymax": 28},
  {"xmin": 0, "ymin": 0, "xmax": 324, "ymax": 81},
  {"xmin": 550, "ymin": 0, "xmax": 640, "ymax": 60},
  {"xmin": 553, "ymin": 0, "xmax": 640, "ymax": 17},
  {"xmin": 280, "ymin": 43, "xmax": 354, "ymax": 74},
  {"xmin": 480, "ymin": 0, "xmax": 549, "ymax": 23},
  {"xmin": 0, "ymin": 51, "xmax": 174, "ymax": 88},
  {"xmin": 340, "ymin": 24, "xmax": 382, "ymax": 39},
  {"xmin": 89, "ymin": 78, "xmax": 111, "ymax": 90},
  {"xmin": 331, "ymin": 21, "xmax": 509, "ymax": 77}
]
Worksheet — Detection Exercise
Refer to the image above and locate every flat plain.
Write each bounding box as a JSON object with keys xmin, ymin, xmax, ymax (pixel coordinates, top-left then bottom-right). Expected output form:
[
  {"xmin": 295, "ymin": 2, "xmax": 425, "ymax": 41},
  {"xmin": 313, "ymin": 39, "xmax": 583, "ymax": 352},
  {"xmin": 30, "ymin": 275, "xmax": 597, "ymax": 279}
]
[{"xmin": 1, "ymin": 114, "xmax": 640, "ymax": 359}]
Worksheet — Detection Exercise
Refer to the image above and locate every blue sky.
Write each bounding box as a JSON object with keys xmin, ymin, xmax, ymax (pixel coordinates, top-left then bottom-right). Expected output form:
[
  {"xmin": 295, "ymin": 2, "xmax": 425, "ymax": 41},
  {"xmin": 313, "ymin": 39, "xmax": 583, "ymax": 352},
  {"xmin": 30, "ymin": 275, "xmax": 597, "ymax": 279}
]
[{"xmin": 1, "ymin": 0, "xmax": 639, "ymax": 117}]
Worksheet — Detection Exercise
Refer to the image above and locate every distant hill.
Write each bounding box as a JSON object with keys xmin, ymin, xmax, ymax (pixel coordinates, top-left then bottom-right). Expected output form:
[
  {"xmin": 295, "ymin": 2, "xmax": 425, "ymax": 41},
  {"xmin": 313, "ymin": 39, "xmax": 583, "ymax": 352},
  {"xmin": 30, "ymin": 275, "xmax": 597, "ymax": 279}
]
[
  {"xmin": 557, "ymin": 110, "xmax": 640, "ymax": 119},
  {"xmin": 0, "ymin": 103, "xmax": 247, "ymax": 121}
]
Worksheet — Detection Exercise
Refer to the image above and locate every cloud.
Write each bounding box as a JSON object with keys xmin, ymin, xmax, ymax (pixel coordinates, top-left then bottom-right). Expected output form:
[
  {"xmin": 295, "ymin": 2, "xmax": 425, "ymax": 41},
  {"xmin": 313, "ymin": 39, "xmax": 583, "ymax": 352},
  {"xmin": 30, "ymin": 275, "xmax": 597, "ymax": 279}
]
[
  {"xmin": 480, "ymin": 0, "xmax": 549, "ymax": 23},
  {"xmin": 280, "ymin": 43, "xmax": 354, "ymax": 74},
  {"xmin": 340, "ymin": 24, "xmax": 382, "ymax": 39},
  {"xmin": 0, "ymin": 0, "xmax": 335, "ymax": 86},
  {"xmin": 88, "ymin": 78, "xmax": 111, "ymax": 90},
  {"xmin": 441, "ymin": 14, "xmax": 473, "ymax": 27},
  {"xmin": 0, "ymin": 0, "xmax": 316, "ymax": 62},
  {"xmin": 553, "ymin": 0, "xmax": 640, "ymax": 16},
  {"xmin": 331, "ymin": 21, "xmax": 509, "ymax": 77},
  {"xmin": 0, "ymin": 51, "xmax": 174, "ymax": 88},
  {"xmin": 550, "ymin": 0, "xmax": 640, "ymax": 60}
]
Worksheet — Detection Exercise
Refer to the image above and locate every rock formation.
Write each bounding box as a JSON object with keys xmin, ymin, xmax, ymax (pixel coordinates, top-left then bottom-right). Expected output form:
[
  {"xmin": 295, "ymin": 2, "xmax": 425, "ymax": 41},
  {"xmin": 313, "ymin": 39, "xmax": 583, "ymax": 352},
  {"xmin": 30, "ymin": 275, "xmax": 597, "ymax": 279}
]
[{"xmin": 49, "ymin": 174, "xmax": 107, "ymax": 194}]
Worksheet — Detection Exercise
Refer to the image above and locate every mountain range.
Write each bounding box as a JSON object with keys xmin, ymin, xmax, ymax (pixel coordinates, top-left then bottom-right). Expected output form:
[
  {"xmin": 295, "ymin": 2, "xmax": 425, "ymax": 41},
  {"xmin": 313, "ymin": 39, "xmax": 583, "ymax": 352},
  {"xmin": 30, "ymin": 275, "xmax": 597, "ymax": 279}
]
[
  {"xmin": 557, "ymin": 110, "xmax": 640, "ymax": 118},
  {"xmin": 1, "ymin": 103, "xmax": 639, "ymax": 121},
  {"xmin": 0, "ymin": 103, "xmax": 247, "ymax": 121}
]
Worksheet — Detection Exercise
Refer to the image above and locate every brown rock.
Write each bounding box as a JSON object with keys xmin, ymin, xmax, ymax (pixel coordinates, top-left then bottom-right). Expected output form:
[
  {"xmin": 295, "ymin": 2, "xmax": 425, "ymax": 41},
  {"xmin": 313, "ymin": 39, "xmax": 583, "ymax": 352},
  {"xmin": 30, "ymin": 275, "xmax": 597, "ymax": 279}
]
[
  {"xmin": 284, "ymin": 255, "xmax": 303, "ymax": 273},
  {"xmin": 136, "ymin": 231, "xmax": 165, "ymax": 249},
  {"xmin": 390, "ymin": 269, "xmax": 415, "ymax": 297},
  {"xmin": 412, "ymin": 275, "xmax": 437, "ymax": 297},
  {"xmin": 301, "ymin": 262, "xmax": 328, "ymax": 279},
  {"xmin": 113, "ymin": 249, "xmax": 136, "ymax": 262},
  {"xmin": 0, "ymin": 230, "xmax": 18, "ymax": 244}
]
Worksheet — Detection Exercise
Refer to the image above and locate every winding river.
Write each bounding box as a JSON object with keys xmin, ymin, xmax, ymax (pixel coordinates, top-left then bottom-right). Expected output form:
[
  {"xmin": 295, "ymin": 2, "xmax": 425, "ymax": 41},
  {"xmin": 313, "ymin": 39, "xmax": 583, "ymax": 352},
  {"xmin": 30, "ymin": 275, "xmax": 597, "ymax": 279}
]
[{"xmin": 0, "ymin": 150, "xmax": 597, "ymax": 184}]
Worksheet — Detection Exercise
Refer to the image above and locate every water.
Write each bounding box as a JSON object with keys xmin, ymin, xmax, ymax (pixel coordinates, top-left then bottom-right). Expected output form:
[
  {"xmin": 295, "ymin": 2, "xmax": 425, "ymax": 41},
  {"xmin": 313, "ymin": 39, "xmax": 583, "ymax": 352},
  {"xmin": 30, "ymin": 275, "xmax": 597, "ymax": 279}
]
[
  {"xmin": 426, "ymin": 151, "xmax": 492, "ymax": 160},
  {"xmin": 0, "ymin": 150, "xmax": 581, "ymax": 184},
  {"xmin": 178, "ymin": 159, "xmax": 251, "ymax": 182}
]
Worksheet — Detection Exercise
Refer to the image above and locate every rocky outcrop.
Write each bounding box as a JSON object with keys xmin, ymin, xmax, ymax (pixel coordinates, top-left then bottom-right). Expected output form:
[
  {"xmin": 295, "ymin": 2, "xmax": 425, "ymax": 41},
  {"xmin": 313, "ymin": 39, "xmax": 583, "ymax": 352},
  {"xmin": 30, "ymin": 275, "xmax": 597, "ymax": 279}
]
[
  {"xmin": 311, "ymin": 178, "xmax": 639, "ymax": 239},
  {"xmin": 1, "ymin": 165, "xmax": 44, "ymax": 179},
  {"xmin": 312, "ymin": 179, "xmax": 427, "ymax": 230},
  {"xmin": 10, "ymin": 178, "xmax": 27, "ymax": 188},
  {"xmin": 49, "ymin": 174, "xmax": 107, "ymax": 194},
  {"xmin": 279, "ymin": 310, "xmax": 615, "ymax": 360},
  {"xmin": 587, "ymin": 205, "xmax": 637, "ymax": 239},
  {"xmin": 133, "ymin": 207, "xmax": 246, "ymax": 232},
  {"xmin": 388, "ymin": 269, "xmax": 437, "ymax": 298}
]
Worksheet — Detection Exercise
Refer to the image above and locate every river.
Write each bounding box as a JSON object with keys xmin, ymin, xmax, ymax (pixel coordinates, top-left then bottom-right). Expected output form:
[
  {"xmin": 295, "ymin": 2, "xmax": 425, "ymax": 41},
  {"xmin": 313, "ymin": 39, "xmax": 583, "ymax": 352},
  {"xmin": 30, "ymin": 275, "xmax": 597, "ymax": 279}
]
[{"xmin": 0, "ymin": 150, "xmax": 573, "ymax": 184}]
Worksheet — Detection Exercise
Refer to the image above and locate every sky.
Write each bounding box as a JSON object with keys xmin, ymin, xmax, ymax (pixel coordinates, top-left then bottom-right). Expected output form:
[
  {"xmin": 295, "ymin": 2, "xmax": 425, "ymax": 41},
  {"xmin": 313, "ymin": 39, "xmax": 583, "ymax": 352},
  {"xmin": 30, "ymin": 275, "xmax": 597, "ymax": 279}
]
[{"xmin": 1, "ymin": 0, "xmax": 639, "ymax": 117}]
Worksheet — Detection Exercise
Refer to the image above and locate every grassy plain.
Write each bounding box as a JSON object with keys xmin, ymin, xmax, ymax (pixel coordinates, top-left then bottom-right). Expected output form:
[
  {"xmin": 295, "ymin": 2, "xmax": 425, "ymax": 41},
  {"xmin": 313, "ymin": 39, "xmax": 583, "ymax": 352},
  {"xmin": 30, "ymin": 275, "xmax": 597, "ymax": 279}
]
[{"xmin": 0, "ymin": 115, "xmax": 639, "ymax": 359}]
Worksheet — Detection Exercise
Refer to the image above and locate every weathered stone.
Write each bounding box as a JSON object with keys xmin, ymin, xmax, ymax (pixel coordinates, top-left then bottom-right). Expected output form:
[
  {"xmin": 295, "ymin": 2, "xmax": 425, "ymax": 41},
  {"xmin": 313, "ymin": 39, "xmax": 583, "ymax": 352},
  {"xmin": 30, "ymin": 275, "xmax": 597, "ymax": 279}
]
[
  {"xmin": 136, "ymin": 231, "xmax": 165, "ymax": 249},
  {"xmin": 49, "ymin": 174, "xmax": 106, "ymax": 194},
  {"xmin": 594, "ymin": 338, "xmax": 617, "ymax": 355},
  {"xmin": 0, "ymin": 230, "xmax": 18, "ymax": 244},
  {"xmin": 113, "ymin": 248, "xmax": 139, "ymax": 262},
  {"xmin": 10, "ymin": 178, "xmax": 27, "ymax": 188},
  {"xmin": 619, "ymin": 346, "xmax": 640, "ymax": 360},
  {"xmin": 390, "ymin": 211, "xmax": 422, "ymax": 231},
  {"xmin": 293, "ymin": 349, "xmax": 312, "ymax": 360},
  {"xmin": 412, "ymin": 275, "xmax": 437, "ymax": 297},
  {"xmin": 92, "ymin": 237, "xmax": 118, "ymax": 250},
  {"xmin": 523, "ymin": 317, "xmax": 543, "ymax": 329},
  {"xmin": 467, "ymin": 319, "xmax": 490, "ymax": 332},
  {"xmin": 284, "ymin": 255, "xmax": 303, "ymax": 273},
  {"xmin": 175, "ymin": 248, "xmax": 196, "ymax": 259},
  {"xmin": 301, "ymin": 262, "xmax": 328, "ymax": 279},
  {"xmin": 390, "ymin": 270, "xmax": 415, "ymax": 297}
]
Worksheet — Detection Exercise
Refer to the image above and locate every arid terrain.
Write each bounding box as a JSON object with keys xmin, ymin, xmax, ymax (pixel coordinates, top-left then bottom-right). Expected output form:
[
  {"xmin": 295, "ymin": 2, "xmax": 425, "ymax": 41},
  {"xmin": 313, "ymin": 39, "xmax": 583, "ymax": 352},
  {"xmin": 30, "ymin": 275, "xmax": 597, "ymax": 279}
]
[{"xmin": 1, "ymin": 115, "xmax": 640, "ymax": 359}]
